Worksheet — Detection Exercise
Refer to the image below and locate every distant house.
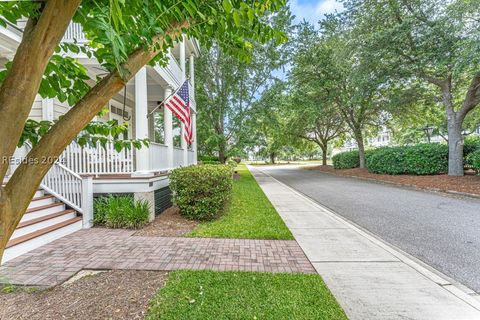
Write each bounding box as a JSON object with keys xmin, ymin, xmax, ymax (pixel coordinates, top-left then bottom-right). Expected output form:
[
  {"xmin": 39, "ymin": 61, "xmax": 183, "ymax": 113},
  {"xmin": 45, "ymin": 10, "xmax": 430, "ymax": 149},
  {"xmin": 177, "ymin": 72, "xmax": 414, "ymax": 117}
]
[
  {"xmin": 332, "ymin": 125, "xmax": 480, "ymax": 156},
  {"xmin": 1, "ymin": 21, "xmax": 200, "ymax": 263}
]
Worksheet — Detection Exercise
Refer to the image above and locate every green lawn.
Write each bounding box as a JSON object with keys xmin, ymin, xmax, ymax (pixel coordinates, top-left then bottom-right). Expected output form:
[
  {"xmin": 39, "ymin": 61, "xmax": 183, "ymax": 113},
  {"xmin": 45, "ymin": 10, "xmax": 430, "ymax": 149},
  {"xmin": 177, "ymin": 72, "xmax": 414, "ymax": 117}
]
[
  {"xmin": 146, "ymin": 270, "xmax": 347, "ymax": 320},
  {"xmin": 189, "ymin": 164, "xmax": 293, "ymax": 240}
]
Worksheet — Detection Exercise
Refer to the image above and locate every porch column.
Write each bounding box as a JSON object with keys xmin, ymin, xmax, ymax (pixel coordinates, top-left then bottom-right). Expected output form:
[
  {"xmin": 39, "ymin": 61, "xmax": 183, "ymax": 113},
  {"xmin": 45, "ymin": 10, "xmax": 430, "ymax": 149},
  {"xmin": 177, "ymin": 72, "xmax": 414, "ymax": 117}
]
[
  {"xmin": 134, "ymin": 66, "xmax": 151, "ymax": 176},
  {"xmin": 189, "ymin": 54, "xmax": 195, "ymax": 96},
  {"xmin": 189, "ymin": 54, "xmax": 197, "ymax": 164},
  {"xmin": 180, "ymin": 35, "xmax": 188, "ymax": 165},
  {"xmin": 164, "ymin": 87, "xmax": 174, "ymax": 169},
  {"xmin": 192, "ymin": 112, "xmax": 197, "ymax": 164}
]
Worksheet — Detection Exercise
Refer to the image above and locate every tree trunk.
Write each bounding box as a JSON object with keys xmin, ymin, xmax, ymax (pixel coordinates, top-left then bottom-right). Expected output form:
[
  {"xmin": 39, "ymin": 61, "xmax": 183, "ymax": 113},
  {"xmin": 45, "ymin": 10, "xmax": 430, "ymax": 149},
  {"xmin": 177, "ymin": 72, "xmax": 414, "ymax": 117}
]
[
  {"xmin": 0, "ymin": 0, "xmax": 81, "ymax": 263},
  {"xmin": 320, "ymin": 144, "xmax": 328, "ymax": 166},
  {"xmin": 0, "ymin": 0, "xmax": 81, "ymax": 180},
  {"xmin": 270, "ymin": 153, "xmax": 276, "ymax": 164},
  {"xmin": 0, "ymin": 188, "xmax": 12, "ymax": 262},
  {"xmin": 353, "ymin": 130, "xmax": 366, "ymax": 169},
  {"xmin": 447, "ymin": 119, "xmax": 464, "ymax": 176},
  {"xmin": 218, "ymin": 141, "xmax": 227, "ymax": 163}
]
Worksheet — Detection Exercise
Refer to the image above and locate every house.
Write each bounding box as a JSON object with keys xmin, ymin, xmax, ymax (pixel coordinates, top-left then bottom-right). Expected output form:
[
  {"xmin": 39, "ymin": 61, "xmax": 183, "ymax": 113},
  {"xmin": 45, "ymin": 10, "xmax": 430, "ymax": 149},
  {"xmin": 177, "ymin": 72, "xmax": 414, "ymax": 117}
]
[{"xmin": 1, "ymin": 21, "xmax": 200, "ymax": 263}]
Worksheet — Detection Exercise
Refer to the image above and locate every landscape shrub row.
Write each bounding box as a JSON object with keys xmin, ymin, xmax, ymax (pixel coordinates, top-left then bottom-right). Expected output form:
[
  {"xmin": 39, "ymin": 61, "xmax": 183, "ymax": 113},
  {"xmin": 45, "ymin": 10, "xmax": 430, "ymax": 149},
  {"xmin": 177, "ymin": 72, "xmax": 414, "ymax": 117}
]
[
  {"xmin": 464, "ymin": 136, "xmax": 480, "ymax": 173},
  {"xmin": 169, "ymin": 164, "xmax": 234, "ymax": 220},
  {"xmin": 94, "ymin": 195, "xmax": 150, "ymax": 229},
  {"xmin": 332, "ymin": 151, "xmax": 360, "ymax": 169},
  {"xmin": 332, "ymin": 139, "xmax": 480, "ymax": 175},
  {"xmin": 366, "ymin": 144, "xmax": 448, "ymax": 175}
]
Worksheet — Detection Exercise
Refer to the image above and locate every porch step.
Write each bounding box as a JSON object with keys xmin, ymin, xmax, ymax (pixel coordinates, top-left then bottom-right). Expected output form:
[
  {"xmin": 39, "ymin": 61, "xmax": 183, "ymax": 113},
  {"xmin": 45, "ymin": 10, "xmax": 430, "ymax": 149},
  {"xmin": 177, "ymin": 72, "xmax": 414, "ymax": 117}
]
[
  {"xmin": 13, "ymin": 209, "xmax": 77, "ymax": 239},
  {"xmin": 23, "ymin": 202, "xmax": 66, "ymax": 221},
  {"xmin": 28, "ymin": 195, "xmax": 55, "ymax": 209},
  {"xmin": 2, "ymin": 217, "xmax": 82, "ymax": 263},
  {"xmin": 1, "ymin": 186, "xmax": 84, "ymax": 265}
]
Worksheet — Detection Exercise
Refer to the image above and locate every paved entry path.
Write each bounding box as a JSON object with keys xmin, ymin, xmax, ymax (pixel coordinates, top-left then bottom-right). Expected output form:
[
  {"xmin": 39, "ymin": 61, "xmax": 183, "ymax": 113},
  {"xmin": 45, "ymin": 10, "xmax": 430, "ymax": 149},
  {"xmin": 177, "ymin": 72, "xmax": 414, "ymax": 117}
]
[
  {"xmin": 250, "ymin": 165, "xmax": 480, "ymax": 320},
  {"xmin": 0, "ymin": 229, "xmax": 314, "ymax": 287}
]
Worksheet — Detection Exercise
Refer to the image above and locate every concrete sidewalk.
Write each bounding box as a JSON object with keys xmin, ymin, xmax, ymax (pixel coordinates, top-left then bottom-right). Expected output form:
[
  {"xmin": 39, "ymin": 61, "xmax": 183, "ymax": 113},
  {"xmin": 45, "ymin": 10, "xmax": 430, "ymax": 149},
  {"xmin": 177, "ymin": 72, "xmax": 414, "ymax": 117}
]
[{"xmin": 249, "ymin": 165, "xmax": 480, "ymax": 320}]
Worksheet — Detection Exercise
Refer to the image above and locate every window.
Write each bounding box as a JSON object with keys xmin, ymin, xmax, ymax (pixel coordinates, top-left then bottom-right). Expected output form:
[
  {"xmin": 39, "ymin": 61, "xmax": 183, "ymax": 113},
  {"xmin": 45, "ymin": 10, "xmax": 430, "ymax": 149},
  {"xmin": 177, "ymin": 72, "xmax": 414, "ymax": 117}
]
[
  {"xmin": 173, "ymin": 117, "xmax": 182, "ymax": 147},
  {"xmin": 153, "ymin": 111, "xmax": 164, "ymax": 144}
]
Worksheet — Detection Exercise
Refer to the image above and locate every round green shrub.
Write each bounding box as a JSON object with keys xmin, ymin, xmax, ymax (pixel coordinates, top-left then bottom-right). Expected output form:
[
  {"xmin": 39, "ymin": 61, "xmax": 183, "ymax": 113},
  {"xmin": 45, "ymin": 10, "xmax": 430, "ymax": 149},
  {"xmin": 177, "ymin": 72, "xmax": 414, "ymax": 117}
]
[
  {"xmin": 169, "ymin": 164, "xmax": 234, "ymax": 220},
  {"xmin": 366, "ymin": 144, "xmax": 448, "ymax": 175},
  {"xmin": 332, "ymin": 151, "xmax": 360, "ymax": 169},
  {"xmin": 226, "ymin": 159, "xmax": 237, "ymax": 168}
]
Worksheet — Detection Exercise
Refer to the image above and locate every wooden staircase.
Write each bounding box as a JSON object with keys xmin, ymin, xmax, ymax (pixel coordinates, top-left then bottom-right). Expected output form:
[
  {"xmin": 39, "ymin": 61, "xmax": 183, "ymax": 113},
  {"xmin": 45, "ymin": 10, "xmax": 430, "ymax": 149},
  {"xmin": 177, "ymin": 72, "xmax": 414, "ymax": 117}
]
[{"xmin": 2, "ymin": 188, "xmax": 83, "ymax": 264}]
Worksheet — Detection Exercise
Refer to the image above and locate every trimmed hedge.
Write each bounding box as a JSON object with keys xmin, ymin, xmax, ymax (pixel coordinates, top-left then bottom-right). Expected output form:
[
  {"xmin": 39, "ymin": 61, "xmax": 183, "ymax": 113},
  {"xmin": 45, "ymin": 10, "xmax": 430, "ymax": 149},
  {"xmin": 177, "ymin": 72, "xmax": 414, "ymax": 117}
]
[
  {"xmin": 169, "ymin": 164, "xmax": 234, "ymax": 220},
  {"xmin": 464, "ymin": 136, "xmax": 480, "ymax": 171},
  {"xmin": 466, "ymin": 149, "xmax": 480, "ymax": 174},
  {"xmin": 366, "ymin": 144, "xmax": 449, "ymax": 175},
  {"xmin": 332, "ymin": 151, "xmax": 360, "ymax": 169},
  {"xmin": 93, "ymin": 195, "xmax": 150, "ymax": 229}
]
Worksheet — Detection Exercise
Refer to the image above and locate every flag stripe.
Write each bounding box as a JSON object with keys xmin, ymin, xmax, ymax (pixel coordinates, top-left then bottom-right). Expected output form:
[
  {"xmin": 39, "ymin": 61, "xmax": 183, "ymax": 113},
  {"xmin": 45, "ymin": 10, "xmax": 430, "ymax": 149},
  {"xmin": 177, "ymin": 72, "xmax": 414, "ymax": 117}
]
[{"xmin": 164, "ymin": 80, "xmax": 193, "ymax": 145}]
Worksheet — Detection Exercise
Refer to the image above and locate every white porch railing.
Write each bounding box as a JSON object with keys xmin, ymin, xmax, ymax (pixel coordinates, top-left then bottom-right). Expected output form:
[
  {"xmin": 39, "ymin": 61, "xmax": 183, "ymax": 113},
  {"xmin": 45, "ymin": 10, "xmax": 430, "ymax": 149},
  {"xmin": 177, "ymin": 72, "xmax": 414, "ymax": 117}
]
[
  {"xmin": 149, "ymin": 143, "xmax": 169, "ymax": 171},
  {"xmin": 18, "ymin": 143, "xmax": 94, "ymax": 228},
  {"xmin": 188, "ymin": 150, "xmax": 195, "ymax": 165},
  {"xmin": 61, "ymin": 140, "xmax": 135, "ymax": 175},
  {"xmin": 173, "ymin": 147, "xmax": 184, "ymax": 167},
  {"xmin": 41, "ymin": 163, "xmax": 93, "ymax": 228}
]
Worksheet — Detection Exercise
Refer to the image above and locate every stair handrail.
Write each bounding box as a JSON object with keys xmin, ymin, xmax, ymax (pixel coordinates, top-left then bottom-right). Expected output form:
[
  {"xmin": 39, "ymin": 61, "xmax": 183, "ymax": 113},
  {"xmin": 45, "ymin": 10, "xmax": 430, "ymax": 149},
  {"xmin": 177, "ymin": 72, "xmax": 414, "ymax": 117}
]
[{"xmin": 24, "ymin": 142, "xmax": 93, "ymax": 228}]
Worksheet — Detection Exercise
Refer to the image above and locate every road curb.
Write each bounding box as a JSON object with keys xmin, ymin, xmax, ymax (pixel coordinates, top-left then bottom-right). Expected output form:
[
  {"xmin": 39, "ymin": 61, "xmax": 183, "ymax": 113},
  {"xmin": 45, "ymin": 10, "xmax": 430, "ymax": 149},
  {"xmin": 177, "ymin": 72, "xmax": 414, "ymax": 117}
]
[{"xmin": 250, "ymin": 165, "xmax": 480, "ymax": 312}]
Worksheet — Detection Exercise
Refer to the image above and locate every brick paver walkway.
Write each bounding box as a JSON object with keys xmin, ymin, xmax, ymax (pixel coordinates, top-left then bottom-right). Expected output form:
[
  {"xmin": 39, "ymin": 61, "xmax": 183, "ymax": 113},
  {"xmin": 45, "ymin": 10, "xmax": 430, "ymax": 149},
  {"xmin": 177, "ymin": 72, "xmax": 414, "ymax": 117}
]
[{"xmin": 0, "ymin": 229, "xmax": 314, "ymax": 287}]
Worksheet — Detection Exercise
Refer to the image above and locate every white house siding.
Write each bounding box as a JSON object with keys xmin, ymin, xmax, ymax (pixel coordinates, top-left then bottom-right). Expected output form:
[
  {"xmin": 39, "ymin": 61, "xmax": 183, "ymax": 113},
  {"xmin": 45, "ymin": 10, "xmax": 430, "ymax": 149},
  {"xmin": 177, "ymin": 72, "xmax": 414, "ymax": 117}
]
[
  {"xmin": 28, "ymin": 96, "xmax": 43, "ymax": 121},
  {"xmin": 53, "ymin": 99, "xmax": 71, "ymax": 120}
]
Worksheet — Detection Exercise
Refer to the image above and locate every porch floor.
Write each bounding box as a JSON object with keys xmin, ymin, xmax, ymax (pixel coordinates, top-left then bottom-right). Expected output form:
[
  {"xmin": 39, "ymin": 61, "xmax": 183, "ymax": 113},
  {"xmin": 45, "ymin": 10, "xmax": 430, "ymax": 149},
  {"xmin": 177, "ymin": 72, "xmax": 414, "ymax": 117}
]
[{"xmin": 0, "ymin": 228, "xmax": 314, "ymax": 287}]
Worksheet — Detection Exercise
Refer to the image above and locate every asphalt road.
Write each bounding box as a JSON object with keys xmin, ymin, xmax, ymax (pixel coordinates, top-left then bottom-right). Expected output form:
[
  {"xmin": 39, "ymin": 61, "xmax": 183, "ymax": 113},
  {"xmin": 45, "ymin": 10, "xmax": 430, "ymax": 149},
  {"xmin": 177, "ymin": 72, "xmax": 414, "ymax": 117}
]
[{"xmin": 260, "ymin": 165, "xmax": 480, "ymax": 293}]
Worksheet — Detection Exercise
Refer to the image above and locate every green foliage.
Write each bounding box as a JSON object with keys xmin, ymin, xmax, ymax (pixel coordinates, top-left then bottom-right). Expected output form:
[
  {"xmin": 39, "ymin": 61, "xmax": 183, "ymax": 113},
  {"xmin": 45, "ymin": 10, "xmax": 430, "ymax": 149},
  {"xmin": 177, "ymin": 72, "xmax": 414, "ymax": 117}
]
[
  {"xmin": 198, "ymin": 155, "xmax": 219, "ymax": 162},
  {"xmin": 466, "ymin": 149, "xmax": 480, "ymax": 174},
  {"xmin": 366, "ymin": 144, "xmax": 449, "ymax": 175},
  {"xmin": 463, "ymin": 136, "xmax": 480, "ymax": 159},
  {"xmin": 189, "ymin": 165, "xmax": 293, "ymax": 240},
  {"xmin": 146, "ymin": 270, "xmax": 347, "ymax": 320},
  {"xmin": 343, "ymin": 0, "xmax": 480, "ymax": 174},
  {"xmin": 19, "ymin": 118, "xmax": 149, "ymax": 151},
  {"xmin": 332, "ymin": 151, "xmax": 360, "ymax": 169},
  {"xmin": 170, "ymin": 165, "xmax": 234, "ymax": 220},
  {"xmin": 226, "ymin": 159, "xmax": 237, "ymax": 168},
  {"xmin": 196, "ymin": 7, "xmax": 293, "ymax": 161},
  {"xmin": 93, "ymin": 195, "xmax": 150, "ymax": 229}
]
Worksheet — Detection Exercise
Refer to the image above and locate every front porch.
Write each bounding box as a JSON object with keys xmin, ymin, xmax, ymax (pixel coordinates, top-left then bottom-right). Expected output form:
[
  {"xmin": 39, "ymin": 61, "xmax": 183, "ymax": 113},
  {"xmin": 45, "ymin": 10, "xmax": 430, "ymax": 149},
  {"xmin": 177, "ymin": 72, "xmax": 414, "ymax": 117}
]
[{"xmin": 2, "ymin": 30, "xmax": 200, "ymax": 263}]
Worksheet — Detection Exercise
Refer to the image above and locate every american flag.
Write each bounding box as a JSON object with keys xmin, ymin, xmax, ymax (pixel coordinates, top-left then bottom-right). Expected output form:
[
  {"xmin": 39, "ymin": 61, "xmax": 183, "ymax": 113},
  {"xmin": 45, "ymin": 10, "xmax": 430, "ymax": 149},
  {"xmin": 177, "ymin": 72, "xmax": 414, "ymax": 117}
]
[{"xmin": 165, "ymin": 80, "xmax": 192, "ymax": 144}]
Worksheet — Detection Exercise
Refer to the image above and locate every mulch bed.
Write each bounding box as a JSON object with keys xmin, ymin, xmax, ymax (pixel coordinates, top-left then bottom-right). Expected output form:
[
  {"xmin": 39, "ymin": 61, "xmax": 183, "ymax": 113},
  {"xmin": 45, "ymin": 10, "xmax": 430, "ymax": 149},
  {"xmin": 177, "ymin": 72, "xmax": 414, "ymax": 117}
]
[
  {"xmin": 134, "ymin": 207, "xmax": 199, "ymax": 237},
  {"xmin": 0, "ymin": 270, "xmax": 168, "ymax": 320},
  {"xmin": 310, "ymin": 165, "xmax": 480, "ymax": 197}
]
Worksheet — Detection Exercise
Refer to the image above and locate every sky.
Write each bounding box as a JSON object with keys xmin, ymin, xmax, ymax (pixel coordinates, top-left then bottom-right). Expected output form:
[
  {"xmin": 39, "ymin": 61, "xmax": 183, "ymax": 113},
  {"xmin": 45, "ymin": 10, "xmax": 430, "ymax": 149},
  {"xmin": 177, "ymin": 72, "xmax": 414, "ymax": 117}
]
[{"xmin": 289, "ymin": 0, "xmax": 344, "ymax": 26}]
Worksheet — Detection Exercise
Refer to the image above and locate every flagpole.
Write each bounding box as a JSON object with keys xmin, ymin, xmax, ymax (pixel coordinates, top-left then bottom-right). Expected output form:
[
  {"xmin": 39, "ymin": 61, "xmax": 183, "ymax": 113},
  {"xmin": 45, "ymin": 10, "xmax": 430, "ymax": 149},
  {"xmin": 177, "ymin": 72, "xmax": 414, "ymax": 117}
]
[{"xmin": 147, "ymin": 76, "xmax": 190, "ymax": 118}]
